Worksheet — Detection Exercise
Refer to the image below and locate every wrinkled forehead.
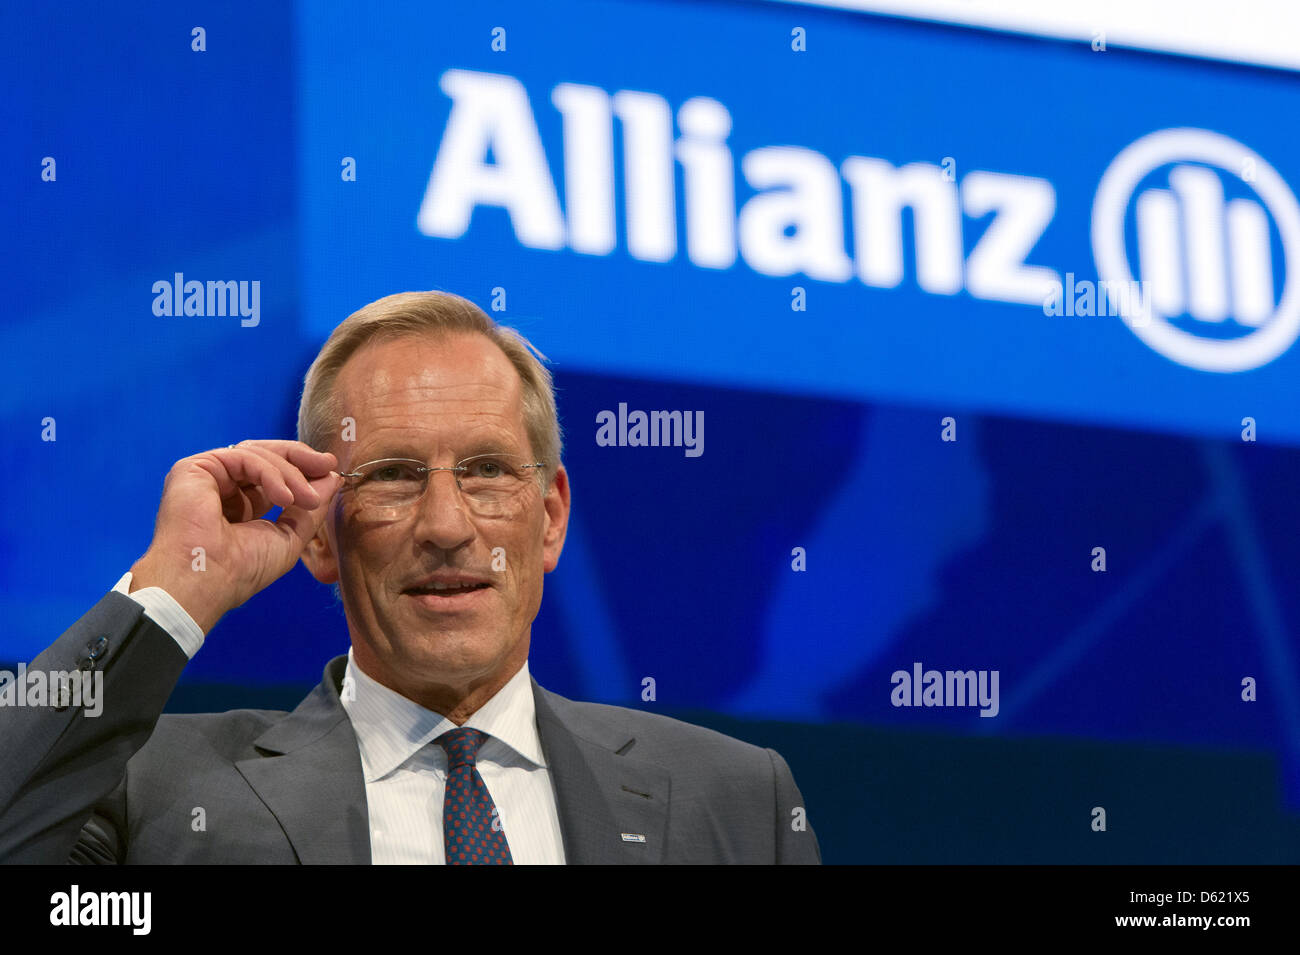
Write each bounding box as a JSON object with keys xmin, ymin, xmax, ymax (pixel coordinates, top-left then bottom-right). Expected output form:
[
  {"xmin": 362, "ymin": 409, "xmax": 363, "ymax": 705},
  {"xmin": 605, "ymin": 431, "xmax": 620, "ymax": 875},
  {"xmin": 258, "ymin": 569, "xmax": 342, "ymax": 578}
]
[{"xmin": 331, "ymin": 332, "xmax": 527, "ymax": 457}]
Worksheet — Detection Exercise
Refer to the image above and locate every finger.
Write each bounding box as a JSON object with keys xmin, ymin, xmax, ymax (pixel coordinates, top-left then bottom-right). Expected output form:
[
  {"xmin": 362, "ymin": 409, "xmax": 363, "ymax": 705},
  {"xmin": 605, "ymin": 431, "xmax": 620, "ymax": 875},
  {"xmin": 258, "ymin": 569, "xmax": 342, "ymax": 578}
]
[
  {"xmin": 222, "ymin": 485, "xmax": 276, "ymax": 523},
  {"xmin": 230, "ymin": 440, "xmax": 338, "ymax": 479},
  {"xmin": 230, "ymin": 444, "xmax": 324, "ymax": 509},
  {"xmin": 213, "ymin": 462, "xmax": 337, "ymax": 524},
  {"xmin": 309, "ymin": 469, "xmax": 343, "ymax": 497},
  {"xmin": 198, "ymin": 450, "xmax": 295, "ymax": 509},
  {"xmin": 221, "ymin": 487, "xmax": 251, "ymax": 523}
]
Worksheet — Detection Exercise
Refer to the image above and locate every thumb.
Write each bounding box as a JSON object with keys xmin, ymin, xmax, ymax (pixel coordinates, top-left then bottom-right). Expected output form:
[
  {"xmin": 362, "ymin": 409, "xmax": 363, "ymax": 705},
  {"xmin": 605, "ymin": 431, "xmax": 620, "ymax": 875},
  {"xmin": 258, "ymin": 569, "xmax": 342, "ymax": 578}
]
[{"xmin": 278, "ymin": 471, "xmax": 342, "ymax": 550}]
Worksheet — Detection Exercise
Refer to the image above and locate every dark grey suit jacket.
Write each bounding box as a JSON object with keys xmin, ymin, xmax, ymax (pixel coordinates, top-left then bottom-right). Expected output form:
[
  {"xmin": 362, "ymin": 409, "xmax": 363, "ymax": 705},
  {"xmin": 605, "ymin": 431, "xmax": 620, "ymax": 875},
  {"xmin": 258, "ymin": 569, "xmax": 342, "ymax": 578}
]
[{"xmin": 0, "ymin": 592, "xmax": 821, "ymax": 863}]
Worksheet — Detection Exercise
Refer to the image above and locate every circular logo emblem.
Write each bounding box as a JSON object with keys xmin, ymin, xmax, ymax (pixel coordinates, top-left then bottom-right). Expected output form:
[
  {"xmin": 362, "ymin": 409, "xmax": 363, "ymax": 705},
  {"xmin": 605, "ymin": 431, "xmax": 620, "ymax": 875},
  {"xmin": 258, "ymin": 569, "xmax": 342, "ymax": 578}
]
[{"xmin": 1092, "ymin": 128, "xmax": 1300, "ymax": 372}]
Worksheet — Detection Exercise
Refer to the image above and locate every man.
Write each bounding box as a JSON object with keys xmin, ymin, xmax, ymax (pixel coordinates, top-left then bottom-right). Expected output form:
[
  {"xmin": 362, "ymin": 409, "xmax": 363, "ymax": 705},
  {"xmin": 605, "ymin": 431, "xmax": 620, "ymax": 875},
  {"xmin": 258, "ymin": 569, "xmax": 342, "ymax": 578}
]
[{"xmin": 0, "ymin": 291, "xmax": 820, "ymax": 864}]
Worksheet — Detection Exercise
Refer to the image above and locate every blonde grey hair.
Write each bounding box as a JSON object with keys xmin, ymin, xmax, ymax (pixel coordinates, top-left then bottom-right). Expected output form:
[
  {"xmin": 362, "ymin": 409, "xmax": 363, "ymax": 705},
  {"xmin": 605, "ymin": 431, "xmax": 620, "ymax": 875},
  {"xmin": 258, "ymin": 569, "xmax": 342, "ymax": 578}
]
[{"xmin": 296, "ymin": 291, "xmax": 562, "ymax": 474}]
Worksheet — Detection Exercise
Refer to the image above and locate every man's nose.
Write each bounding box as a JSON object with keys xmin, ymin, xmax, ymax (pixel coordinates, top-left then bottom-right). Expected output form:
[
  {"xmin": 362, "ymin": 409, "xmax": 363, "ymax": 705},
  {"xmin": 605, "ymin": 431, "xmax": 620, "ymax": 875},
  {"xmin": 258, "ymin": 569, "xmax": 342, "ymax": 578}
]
[{"xmin": 409, "ymin": 470, "xmax": 475, "ymax": 550}]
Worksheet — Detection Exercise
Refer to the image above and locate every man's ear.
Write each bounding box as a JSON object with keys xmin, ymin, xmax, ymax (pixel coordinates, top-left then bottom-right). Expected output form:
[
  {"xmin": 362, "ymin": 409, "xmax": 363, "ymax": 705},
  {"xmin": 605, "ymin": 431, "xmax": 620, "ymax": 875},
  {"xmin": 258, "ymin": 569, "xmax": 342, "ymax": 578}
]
[
  {"xmin": 541, "ymin": 464, "xmax": 570, "ymax": 573},
  {"xmin": 300, "ymin": 521, "xmax": 340, "ymax": 585}
]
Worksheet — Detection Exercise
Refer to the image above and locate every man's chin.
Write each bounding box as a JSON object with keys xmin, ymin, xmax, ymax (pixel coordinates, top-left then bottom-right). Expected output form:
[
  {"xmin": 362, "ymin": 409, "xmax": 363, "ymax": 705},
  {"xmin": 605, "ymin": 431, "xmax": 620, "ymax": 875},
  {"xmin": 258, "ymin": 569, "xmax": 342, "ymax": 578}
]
[
  {"xmin": 391, "ymin": 627, "xmax": 514, "ymax": 679},
  {"xmin": 389, "ymin": 648, "xmax": 525, "ymax": 707}
]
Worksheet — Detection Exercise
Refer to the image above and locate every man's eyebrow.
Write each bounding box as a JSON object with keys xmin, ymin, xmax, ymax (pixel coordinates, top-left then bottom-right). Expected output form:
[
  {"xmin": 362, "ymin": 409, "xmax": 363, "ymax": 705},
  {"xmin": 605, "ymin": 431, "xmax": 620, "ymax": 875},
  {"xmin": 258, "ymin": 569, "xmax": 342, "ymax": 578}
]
[
  {"xmin": 351, "ymin": 445, "xmax": 424, "ymax": 463},
  {"xmin": 351, "ymin": 437, "xmax": 524, "ymax": 463},
  {"xmin": 460, "ymin": 438, "xmax": 525, "ymax": 457}
]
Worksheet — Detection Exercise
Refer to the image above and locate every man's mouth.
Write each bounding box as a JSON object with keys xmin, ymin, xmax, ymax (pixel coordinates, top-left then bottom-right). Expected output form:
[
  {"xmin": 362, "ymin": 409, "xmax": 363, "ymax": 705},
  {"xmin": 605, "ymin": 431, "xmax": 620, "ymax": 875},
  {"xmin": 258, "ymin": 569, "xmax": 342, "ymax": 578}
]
[
  {"xmin": 404, "ymin": 582, "xmax": 491, "ymax": 597},
  {"xmin": 402, "ymin": 575, "xmax": 493, "ymax": 610}
]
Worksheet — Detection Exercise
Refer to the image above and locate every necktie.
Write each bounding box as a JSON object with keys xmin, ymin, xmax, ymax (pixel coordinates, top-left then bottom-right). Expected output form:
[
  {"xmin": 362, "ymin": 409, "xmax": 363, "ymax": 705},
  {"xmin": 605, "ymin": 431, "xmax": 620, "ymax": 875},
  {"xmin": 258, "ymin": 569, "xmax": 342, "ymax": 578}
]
[{"xmin": 435, "ymin": 727, "xmax": 514, "ymax": 865}]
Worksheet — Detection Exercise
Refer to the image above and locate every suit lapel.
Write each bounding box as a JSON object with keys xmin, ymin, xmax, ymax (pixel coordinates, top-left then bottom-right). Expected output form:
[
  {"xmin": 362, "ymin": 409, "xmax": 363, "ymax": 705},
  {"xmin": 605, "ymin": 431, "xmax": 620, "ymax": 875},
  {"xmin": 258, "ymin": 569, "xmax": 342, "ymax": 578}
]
[
  {"xmin": 235, "ymin": 656, "xmax": 371, "ymax": 864},
  {"xmin": 228, "ymin": 659, "xmax": 669, "ymax": 865},
  {"xmin": 532, "ymin": 679, "xmax": 670, "ymax": 864}
]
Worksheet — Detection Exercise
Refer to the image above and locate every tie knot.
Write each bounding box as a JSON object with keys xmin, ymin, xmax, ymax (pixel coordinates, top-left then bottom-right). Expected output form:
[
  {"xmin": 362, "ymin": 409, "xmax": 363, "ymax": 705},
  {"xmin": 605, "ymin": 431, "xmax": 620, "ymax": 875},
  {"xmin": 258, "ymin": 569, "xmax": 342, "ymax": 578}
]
[{"xmin": 435, "ymin": 727, "xmax": 489, "ymax": 769}]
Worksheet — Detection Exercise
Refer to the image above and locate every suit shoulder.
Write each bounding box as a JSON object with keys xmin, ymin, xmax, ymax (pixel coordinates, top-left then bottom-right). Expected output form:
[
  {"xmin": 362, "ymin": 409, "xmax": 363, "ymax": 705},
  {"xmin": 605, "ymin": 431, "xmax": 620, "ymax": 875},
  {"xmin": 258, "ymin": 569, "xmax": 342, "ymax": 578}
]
[
  {"xmin": 141, "ymin": 707, "xmax": 290, "ymax": 763},
  {"xmin": 558, "ymin": 698, "xmax": 771, "ymax": 764}
]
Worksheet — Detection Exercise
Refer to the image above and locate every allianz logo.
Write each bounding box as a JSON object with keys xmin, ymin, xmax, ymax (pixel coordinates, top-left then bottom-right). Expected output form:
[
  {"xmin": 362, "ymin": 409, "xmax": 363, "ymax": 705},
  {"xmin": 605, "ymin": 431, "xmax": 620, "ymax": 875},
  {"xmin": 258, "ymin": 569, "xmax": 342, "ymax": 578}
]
[{"xmin": 418, "ymin": 70, "xmax": 1298, "ymax": 374}]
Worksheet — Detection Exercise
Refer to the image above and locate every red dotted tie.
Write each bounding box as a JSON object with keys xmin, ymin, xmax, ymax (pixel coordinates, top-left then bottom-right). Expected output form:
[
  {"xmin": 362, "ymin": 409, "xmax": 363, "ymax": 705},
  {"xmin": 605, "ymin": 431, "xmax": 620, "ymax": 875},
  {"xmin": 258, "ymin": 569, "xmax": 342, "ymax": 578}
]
[{"xmin": 435, "ymin": 728, "xmax": 514, "ymax": 865}]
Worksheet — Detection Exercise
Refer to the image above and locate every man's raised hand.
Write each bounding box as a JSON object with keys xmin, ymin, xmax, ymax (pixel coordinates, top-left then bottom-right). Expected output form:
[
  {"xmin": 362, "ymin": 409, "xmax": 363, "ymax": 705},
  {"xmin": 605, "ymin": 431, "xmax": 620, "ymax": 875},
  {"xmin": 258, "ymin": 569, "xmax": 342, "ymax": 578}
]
[{"xmin": 129, "ymin": 441, "xmax": 342, "ymax": 634}]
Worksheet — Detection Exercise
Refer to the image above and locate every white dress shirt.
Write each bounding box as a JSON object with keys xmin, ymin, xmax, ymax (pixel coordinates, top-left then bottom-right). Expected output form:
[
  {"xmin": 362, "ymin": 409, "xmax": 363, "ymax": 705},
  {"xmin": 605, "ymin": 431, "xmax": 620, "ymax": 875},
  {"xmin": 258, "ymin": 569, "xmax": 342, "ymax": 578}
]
[{"xmin": 111, "ymin": 571, "xmax": 566, "ymax": 864}]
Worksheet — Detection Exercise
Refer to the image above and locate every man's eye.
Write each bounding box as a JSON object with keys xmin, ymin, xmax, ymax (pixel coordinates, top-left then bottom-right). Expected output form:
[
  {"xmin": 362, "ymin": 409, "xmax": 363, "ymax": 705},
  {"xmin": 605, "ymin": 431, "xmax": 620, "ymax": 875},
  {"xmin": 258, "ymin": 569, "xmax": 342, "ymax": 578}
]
[
  {"xmin": 467, "ymin": 459, "xmax": 506, "ymax": 479},
  {"xmin": 370, "ymin": 464, "xmax": 416, "ymax": 482}
]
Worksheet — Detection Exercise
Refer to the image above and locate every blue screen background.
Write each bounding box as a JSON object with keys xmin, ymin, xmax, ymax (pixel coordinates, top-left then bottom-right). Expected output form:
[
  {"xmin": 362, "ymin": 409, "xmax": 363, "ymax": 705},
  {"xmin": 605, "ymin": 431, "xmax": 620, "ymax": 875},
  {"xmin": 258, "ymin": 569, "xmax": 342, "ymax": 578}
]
[{"xmin": 4, "ymin": 0, "xmax": 1298, "ymax": 860}]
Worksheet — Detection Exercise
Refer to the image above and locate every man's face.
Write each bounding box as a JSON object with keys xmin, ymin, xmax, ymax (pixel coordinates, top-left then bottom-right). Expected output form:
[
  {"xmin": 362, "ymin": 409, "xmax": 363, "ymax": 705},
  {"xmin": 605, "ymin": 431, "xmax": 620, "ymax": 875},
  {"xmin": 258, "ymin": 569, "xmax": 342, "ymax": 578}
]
[{"xmin": 302, "ymin": 332, "xmax": 569, "ymax": 708}]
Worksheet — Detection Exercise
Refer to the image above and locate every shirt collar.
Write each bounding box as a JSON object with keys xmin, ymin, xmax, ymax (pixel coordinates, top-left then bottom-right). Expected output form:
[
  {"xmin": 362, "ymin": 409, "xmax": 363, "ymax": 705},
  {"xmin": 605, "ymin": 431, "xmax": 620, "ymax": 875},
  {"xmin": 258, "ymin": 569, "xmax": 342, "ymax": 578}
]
[{"xmin": 341, "ymin": 649, "xmax": 546, "ymax": 782}]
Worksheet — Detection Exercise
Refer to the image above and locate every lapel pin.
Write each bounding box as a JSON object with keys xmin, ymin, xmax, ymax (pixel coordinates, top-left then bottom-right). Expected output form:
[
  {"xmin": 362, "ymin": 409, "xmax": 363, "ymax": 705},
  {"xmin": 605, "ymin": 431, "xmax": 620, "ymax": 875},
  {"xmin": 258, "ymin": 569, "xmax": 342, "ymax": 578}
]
[{"xmin": 621, "ymin": 833, "xmax": 646, "ymax": 843}]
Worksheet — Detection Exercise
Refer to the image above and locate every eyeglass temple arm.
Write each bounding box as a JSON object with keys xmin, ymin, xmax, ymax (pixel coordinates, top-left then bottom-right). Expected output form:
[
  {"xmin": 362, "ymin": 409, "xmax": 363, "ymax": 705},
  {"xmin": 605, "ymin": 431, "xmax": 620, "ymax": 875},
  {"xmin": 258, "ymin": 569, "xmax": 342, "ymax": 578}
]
[{"xmin": 338, "ymin": 461, "xmax": 546, "ymax": 479}]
